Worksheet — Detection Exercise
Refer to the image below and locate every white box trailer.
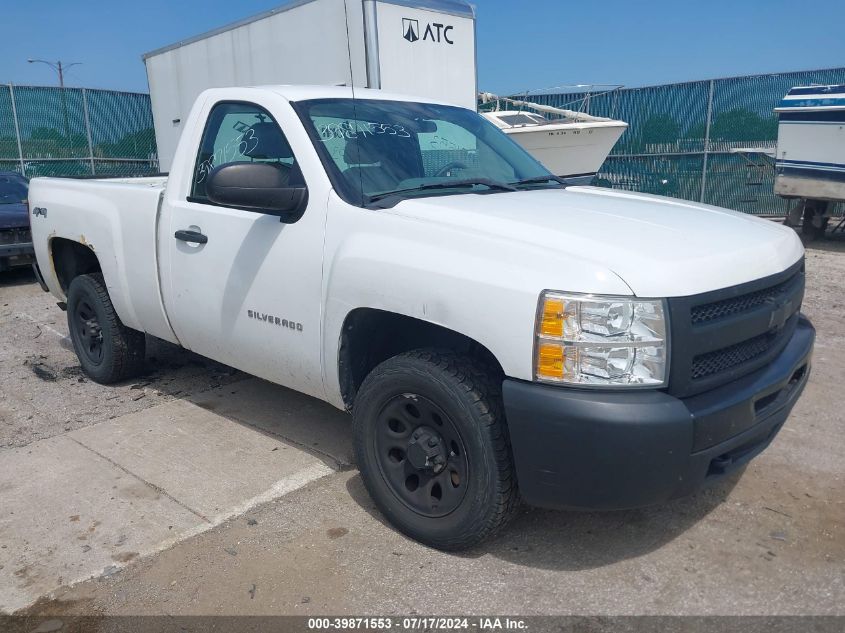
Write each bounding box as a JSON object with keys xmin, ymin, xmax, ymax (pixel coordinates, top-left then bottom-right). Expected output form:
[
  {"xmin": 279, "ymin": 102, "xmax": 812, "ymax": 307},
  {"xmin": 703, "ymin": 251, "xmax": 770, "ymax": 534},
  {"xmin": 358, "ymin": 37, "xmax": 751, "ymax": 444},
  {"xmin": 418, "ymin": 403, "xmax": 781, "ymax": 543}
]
[{"xmin": 143, "ymin": 0, "xmax": 477, "ymax": 171}]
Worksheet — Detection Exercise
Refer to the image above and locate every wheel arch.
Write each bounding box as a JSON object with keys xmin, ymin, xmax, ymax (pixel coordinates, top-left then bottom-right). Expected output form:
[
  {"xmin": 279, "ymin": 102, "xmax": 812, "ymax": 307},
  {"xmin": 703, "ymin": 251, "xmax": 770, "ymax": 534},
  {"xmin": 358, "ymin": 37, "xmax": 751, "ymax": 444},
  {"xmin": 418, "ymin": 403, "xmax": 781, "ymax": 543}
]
[
  {"xmin": 337, "ymin": 308, "xmax": 505, "ymax": 410},
  {"xmin": 49, "ymin": 236, "xmax": 102, "ymax": 295}
]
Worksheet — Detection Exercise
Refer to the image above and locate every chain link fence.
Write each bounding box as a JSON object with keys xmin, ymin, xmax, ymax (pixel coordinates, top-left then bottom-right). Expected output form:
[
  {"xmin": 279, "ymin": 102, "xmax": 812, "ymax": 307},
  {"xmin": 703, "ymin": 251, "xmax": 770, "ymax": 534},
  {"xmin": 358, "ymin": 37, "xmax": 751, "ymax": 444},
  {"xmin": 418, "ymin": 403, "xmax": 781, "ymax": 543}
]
[
  {"xmin": 5, "ymin": 70, "xmax": 845, "ymax": 213},
  {"xmin": 529, "ymin": 67, "xmax": 845, "ymax": 215},
  {"xmin": 0, "ymin": 85, "xmax": 159, "ymax": 179}
]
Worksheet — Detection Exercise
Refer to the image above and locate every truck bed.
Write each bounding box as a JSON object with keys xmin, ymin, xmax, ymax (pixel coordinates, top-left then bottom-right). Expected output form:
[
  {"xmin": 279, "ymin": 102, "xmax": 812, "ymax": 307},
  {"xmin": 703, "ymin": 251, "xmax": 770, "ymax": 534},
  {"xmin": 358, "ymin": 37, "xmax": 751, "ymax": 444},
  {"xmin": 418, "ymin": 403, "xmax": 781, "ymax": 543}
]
[{"xmin": 28, "ymin": 176, "xmax": 178, "ymax": 344}]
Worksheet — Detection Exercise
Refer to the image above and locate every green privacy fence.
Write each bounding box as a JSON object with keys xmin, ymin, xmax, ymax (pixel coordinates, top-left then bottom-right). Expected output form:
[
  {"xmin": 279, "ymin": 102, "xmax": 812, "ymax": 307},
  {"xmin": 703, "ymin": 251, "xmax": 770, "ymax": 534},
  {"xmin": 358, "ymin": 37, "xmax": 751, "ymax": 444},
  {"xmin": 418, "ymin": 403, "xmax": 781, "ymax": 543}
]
[
  {"xmin": 0, "ymin": 85, "xmax": 159, "ymax": 178},
  {"xmin": 527, "ymin": 67, "xmax": 845, "ymax": 215}
]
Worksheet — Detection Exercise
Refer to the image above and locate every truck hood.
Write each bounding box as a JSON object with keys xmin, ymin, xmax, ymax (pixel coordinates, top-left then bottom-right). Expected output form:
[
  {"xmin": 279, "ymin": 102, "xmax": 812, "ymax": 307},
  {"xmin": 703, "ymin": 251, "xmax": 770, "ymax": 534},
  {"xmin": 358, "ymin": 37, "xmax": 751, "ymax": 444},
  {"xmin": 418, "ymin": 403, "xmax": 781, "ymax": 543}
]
[
  {"xmin": 386, "ymin": 186, "xmax": 804, "ymax": 297},
  {"xmin": 0, "ymin": 203, "xmax": 29, "ymax": 230}
]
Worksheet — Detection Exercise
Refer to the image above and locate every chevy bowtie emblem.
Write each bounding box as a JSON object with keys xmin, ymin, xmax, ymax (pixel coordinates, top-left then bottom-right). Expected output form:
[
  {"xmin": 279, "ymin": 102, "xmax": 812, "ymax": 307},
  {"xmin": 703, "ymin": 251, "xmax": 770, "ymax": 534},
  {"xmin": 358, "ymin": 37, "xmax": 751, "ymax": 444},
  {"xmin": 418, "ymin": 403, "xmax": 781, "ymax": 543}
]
[
  {"xmin": 767, "ymin": 297, "xmax": 793, "ymax": 331},
  {"xmin": 402, "ymin": 18, "xmax": 419, "ymax": 42}
]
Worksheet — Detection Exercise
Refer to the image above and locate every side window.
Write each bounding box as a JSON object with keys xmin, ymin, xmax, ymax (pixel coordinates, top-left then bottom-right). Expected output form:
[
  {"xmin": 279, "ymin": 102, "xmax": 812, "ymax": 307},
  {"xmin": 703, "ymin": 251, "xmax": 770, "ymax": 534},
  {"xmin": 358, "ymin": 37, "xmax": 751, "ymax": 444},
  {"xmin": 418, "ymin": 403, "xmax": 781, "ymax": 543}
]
[{"xmin": 190, "ymin": 102, "xmax": 300, "ymax": 201}]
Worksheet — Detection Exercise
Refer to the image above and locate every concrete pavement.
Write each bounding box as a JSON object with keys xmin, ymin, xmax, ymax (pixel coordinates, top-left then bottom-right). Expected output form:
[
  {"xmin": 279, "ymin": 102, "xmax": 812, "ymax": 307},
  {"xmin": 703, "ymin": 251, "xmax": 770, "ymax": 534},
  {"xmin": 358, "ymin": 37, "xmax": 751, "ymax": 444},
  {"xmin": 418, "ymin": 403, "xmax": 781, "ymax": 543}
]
[{"xmin": 0, "ymin": 391, "xmax": 338, "ymax": 613}]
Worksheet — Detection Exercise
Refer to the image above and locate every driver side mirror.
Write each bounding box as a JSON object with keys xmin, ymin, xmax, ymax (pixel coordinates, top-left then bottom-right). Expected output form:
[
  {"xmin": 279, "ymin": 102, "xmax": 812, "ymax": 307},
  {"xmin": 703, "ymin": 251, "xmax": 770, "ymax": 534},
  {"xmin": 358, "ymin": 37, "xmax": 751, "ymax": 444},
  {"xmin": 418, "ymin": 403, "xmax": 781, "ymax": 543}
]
[{"xmin": 206, "ymin": 162, "xmax": 308, "ymax": 222}]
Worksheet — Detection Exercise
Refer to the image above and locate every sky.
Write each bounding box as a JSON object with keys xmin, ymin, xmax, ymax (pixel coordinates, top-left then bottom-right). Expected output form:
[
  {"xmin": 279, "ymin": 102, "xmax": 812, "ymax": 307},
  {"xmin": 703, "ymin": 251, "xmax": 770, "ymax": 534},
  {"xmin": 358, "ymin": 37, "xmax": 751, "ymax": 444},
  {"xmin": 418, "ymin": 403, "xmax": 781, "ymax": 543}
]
[{"xmin": 1, "ymin": 0, "xmax": 843, "ymax": 94}]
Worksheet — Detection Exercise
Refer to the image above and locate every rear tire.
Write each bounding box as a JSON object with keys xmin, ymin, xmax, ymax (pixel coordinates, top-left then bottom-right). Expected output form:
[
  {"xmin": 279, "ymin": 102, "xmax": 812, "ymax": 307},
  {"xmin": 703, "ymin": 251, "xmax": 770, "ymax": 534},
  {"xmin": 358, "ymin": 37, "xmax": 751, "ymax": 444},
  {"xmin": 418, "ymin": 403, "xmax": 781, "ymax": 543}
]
[
  {"xmin": 353, "ymin": 349, "xmax": 519, "ymax": 550},
  {"xmin": 66, "ymin": 273, "xmax": 145, "ymax": 384}
]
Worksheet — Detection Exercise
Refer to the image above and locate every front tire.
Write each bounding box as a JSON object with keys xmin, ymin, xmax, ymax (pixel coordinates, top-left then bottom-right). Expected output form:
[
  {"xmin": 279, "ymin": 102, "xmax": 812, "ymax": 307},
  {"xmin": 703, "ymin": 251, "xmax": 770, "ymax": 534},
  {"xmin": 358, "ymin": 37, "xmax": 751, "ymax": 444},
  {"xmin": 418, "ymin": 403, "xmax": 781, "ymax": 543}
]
[
  {"xmin": 353, "ymin": 350, "xmax": 519, "ymax": 550},
  {"xmin": 66, "ymin": 273, "xmax": 145, "ymax": 384}
]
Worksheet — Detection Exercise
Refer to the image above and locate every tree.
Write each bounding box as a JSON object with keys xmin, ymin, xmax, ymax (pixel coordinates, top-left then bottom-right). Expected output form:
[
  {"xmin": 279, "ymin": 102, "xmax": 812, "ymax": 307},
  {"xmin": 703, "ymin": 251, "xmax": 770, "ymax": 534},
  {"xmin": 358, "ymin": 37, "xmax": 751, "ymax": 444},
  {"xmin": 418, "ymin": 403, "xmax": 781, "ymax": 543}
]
[
  {"xmin": 641, "ymin": 114, "xmax": 681, "ymax": 145},
  {"xmin": 95, "ymin": 128, "xmax": 156, "ymax": 159},
  {"xmin": 631, "ymin": 114, "xmax": 682, "ymax": 152},
  {"xmin": 709, "ymin": 108, "xmax": 778, "ymax": 142},
  {"xmin": 30, "ymin": 127, "xmax": 64, "ymax": 142}
]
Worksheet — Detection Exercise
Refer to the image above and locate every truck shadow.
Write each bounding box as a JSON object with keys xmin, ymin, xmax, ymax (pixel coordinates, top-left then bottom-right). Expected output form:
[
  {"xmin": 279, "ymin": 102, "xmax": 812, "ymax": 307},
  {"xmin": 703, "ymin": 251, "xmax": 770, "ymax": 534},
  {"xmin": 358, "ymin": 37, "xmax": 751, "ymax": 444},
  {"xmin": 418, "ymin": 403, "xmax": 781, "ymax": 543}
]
[
  {"xmin": 344, "ymin": 469, "xmax": 741, "ymax": 571},
  {"xmin": 181, "ymin": 374, "xmax": 354, "ymax": 472},
  {"xmin": 483, "ymin": 473, "xmax": 742, "ymax": 571},
  {"xmin": 0, "ymin": 267, "xmax": 36, "ymax": 287}
]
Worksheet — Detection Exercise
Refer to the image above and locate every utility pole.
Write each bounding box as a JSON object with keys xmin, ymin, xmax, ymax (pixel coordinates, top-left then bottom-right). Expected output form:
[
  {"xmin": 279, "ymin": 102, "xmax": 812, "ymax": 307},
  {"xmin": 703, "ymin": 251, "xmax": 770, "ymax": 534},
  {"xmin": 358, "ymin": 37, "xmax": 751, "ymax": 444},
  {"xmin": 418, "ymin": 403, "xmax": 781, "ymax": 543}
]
[{"xmin": 27, "ymin": 59, "xmax": 82, "ymax": 88}]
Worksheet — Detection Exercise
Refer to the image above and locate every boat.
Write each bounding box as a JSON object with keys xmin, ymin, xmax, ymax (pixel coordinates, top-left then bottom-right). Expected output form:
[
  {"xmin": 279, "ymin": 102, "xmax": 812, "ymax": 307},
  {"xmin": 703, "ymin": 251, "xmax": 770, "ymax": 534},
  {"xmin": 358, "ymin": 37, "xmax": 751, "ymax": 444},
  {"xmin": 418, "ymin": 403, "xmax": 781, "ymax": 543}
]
[
  {"xmin": 772, "ymin": 84, "xmax": 845, "ymax": 239},
  {"xmin": 479, "ymin": 91, "xmax": 628, "ymax": 185},
  {"xmin": 774, "ymin": 84, "xmax": 845, "ymax": 202}
]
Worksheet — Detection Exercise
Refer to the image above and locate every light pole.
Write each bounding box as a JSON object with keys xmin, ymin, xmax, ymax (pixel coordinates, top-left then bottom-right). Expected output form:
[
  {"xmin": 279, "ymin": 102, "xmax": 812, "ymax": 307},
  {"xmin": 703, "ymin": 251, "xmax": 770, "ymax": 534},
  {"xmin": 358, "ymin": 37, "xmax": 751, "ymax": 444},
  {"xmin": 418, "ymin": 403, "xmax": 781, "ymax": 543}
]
[
  {"xmin": 27, "ymin": 59, "xmax": 82, "ymax": 88},
  {"xmin": 27, "ymin": 59, "xmax": 82, "ymax": 143}
]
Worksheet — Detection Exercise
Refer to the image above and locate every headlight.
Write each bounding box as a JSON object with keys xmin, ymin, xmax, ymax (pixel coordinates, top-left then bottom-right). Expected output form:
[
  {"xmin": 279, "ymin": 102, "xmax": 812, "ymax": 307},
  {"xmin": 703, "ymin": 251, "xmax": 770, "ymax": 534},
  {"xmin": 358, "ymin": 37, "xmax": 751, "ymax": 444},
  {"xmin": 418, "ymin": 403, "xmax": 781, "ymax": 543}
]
[{"xmin": 534, "ymin": 292, "xmax": 669, "ymax": 387}]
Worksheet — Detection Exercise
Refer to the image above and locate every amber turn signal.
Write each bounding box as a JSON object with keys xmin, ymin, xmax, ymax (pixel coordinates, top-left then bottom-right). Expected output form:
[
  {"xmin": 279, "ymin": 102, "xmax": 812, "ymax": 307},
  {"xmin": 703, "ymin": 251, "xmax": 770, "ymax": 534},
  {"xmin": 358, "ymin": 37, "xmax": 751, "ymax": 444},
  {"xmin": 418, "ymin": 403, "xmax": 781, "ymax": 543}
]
[
  {"xmin": 540, "ymin": 297, "xmax": 565, "ymax": 338},
  {"xmin": 536, "ymin": 342, "xmax": 566, "ymax": 379}
]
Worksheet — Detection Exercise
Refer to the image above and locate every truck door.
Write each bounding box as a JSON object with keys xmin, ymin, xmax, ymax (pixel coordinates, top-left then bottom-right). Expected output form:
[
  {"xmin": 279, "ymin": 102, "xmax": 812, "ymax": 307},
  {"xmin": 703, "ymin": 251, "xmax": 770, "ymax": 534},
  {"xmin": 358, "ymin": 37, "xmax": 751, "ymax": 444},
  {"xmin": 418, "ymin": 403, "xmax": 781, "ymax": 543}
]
[{"xmin": 160, "ymin": 100, "xmax": 326, "ymax": 400}]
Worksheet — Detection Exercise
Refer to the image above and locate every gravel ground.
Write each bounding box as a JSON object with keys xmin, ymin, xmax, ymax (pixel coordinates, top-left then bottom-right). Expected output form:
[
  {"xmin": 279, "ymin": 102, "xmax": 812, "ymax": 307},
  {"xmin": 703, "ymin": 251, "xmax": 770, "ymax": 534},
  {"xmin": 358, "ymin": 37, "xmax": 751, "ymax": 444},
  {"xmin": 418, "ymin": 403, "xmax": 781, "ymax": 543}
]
[
  {"xmin": 0, "ymin": 268, "xmax": 244, "ymax": 450},
  {"xmin": 1, "ymin": 236, "xmax": 843, "ymax": 617}
]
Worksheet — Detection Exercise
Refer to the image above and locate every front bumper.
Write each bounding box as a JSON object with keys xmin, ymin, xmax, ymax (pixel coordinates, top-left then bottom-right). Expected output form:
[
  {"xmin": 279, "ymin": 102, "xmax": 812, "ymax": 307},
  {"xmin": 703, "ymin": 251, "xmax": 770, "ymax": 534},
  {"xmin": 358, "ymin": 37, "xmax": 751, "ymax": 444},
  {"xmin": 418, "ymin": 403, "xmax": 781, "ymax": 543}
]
[{"xmin": 503, "ymin": 315, "xmax": 815, "ymax": 510}]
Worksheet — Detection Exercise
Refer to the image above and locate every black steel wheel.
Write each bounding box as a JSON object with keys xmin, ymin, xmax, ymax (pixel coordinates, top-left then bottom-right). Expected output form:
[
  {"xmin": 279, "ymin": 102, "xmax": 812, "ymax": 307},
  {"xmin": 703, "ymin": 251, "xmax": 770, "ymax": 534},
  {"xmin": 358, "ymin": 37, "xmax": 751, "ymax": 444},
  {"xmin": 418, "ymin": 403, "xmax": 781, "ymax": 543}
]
[
  {"xmin": 374, "ymin": 394, "xmax": 469, "ymax": 518},
  {"xmin": 66, "ymin": 273, "xmax": 145, "ymax": 384},
  {"xmin": 353, "ymin": 349, "xmax": 519, "ymax": 550},
  {"xmin": 73, "ymin": 298, "xmax": 105, "ymax": 366}
]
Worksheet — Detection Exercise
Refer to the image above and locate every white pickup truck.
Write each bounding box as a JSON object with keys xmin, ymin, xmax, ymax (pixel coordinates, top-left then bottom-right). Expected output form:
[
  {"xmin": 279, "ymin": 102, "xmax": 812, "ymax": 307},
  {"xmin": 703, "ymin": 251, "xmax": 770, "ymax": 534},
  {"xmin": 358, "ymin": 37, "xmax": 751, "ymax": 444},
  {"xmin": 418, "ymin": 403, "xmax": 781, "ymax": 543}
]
[{"xmin": 29, "ymin": 85, "xmax": 814, "ymax": 550}]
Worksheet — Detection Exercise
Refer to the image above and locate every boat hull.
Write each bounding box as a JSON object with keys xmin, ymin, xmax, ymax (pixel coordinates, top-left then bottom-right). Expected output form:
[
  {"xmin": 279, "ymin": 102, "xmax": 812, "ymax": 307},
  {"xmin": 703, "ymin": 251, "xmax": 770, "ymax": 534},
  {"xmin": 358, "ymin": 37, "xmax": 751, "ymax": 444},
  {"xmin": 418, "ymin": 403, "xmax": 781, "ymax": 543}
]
[
  {"xmin": 499, "ymin": 121, "xmax": 627, "ymax": 180},
  {"xmin": 774, "ymin": 86, "xmax": 845, "ymax": 201}
]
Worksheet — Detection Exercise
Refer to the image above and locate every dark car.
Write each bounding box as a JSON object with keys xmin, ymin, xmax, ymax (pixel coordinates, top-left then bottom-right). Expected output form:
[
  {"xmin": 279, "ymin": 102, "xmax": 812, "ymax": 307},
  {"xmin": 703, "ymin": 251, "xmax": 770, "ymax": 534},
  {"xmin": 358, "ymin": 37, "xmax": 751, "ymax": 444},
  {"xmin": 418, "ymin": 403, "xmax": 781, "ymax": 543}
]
[{"xmin": 0, "ymin": 171, "xmax": 33, "ymax": 272}]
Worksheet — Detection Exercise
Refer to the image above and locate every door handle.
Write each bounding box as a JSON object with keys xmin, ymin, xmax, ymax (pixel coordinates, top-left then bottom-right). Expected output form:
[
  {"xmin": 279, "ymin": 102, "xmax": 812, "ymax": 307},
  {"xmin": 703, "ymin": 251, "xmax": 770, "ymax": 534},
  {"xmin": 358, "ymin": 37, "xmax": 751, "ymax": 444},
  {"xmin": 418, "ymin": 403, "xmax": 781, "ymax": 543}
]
[{"xmin": 174, "ymin": 229, "xmax": 208, "ymax": 244}]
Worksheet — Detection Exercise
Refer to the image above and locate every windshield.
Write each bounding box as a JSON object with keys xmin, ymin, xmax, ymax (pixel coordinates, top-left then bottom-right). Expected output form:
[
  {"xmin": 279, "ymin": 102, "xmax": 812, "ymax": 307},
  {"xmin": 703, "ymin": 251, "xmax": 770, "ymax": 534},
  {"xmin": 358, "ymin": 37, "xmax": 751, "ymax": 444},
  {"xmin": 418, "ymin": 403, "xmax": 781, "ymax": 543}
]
[
  {"xmin": 293, "ymin": 98, "xmax": 557, "ymax": 207},
  {"xmin": 497, "ymin": 113, "xmax": 547, "ymax": 126},
  {"xmin": 0, "ymin": 175, "xmax": 27, "ymax": 205}
]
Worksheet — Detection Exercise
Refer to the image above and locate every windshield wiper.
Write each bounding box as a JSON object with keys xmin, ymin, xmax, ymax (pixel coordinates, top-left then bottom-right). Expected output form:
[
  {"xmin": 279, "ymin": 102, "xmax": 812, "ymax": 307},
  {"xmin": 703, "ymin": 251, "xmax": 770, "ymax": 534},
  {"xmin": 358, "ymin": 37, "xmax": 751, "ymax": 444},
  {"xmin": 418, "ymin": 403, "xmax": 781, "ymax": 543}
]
[
  {"xmin": 366, "ymin": 178, "xmax": 516, "ymax": 204},
  {"xmin": 511, "ymin": 175, "xmax": 567, "ymax": 187}
]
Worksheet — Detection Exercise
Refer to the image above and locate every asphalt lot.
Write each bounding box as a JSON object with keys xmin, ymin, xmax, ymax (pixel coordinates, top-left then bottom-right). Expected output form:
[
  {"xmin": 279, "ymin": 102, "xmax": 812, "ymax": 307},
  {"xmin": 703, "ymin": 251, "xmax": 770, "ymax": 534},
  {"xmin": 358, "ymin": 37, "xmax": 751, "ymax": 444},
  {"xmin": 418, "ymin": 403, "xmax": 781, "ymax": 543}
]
[{"xmin": 0, "ymin": 238, "xmax": 843, "ymax": 616}]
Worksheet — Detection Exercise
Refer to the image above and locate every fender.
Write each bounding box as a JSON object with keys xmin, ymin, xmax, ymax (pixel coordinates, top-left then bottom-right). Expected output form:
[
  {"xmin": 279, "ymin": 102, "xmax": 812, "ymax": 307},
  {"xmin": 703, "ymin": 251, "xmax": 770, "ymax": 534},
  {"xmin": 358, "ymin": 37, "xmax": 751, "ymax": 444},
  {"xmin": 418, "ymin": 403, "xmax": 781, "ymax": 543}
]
[{"xmin": 320, "ymin": 198, "xmax": 632, "ymax": 409}]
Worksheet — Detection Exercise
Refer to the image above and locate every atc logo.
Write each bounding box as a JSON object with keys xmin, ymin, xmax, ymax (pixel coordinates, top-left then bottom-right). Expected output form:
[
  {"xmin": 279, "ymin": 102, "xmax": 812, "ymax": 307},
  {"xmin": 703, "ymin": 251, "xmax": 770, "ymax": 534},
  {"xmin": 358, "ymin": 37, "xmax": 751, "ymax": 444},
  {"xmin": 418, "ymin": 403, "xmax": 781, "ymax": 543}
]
[
  {"xmin": 402, "ymin": 17, "xmax": 454, "ymax": 45},
  {"xmin": 402, "ymin": 18, "xmax": 419, "ymax": 42}
]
